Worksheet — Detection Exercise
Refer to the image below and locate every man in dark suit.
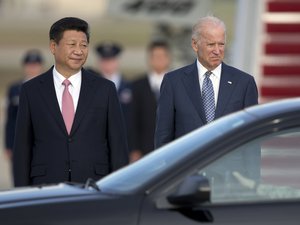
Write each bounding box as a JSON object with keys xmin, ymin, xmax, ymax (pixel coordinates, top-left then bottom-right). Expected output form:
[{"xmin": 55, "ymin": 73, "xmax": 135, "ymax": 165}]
[
  {"xmin": 13, "ymin": 17, "xmax": 128, "ymax": 187},
  {"xmin": 130, "ymin": 40, "xmax": 171, "ymax": 162},
  {"xmin": 4, "ymin": 49, "xmax": 44, "ymax": 161},
  {"xmin": 155, "ymin": 16, "xmax": 258, "ymax": 148}
]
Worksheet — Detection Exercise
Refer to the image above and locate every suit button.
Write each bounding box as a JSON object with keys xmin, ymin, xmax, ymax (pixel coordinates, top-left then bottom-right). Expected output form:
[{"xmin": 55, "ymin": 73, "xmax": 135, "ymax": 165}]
[{"xmin": 68, "ymin": 138, "xmax": 72, "ymax": 142}]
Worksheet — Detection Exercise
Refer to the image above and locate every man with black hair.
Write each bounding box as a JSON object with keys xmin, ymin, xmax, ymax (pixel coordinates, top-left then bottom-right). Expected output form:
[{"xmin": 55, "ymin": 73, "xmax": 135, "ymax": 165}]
[{"xmin": 13, "ymin": 17, "xmax": 128, "ymax": 187}]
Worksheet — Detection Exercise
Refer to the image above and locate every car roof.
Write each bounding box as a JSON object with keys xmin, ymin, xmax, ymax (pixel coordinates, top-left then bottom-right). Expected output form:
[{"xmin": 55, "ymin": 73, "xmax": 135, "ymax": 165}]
[{"xmin": 245, "ymin": 97, "xmax": 300, "ymax": 119}]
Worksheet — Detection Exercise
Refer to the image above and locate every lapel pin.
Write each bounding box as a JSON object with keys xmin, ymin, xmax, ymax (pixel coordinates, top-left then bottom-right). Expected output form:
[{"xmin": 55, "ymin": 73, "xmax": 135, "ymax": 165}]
[{"xmin": 227, "ymin": 81, "xmax": 232, "ymax": 84}]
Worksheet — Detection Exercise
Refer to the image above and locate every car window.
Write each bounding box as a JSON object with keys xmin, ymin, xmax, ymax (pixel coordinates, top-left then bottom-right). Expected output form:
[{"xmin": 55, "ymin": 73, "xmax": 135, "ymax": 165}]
[{"xmin": 198, "ymin": 128, "xmax": 300, "ymax": 203}]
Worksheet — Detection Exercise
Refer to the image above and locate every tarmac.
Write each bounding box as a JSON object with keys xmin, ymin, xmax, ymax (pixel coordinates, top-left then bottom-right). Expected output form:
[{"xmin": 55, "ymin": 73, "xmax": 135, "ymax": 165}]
[
  {"xmin": 0, "ymin": 149, "xmax": 12, "ymax": 190},
  {"xmin": 0, "ymin": 97, "xmax": 13, "ymax": 190}
]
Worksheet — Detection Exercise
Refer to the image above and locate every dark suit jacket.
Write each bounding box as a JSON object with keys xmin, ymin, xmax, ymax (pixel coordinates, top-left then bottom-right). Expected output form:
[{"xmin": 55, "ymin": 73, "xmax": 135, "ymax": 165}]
[
  {"xmin": 86, "ymin": 70, "xmax": 133, "ymax": 149},
  {"xmin": 5, "ymin": 80, "xmax": 22, "ymax": 151},
  {"xmin": 131, "ymin": 76, "xmax": 157, "ymax": 154},
  {"xmin": 13, "ymin": 67, "xmax": 128, "ymax": 187},
  {"xmin": 117, "ymin": 78, "xmax": 134, "ymax": 150},
  {"xmin": 155, "ymin": 62, "xmax": 258, "ymax": 148},
  {"xmin": 118, "ymin": 78, "xmax": 132, "ymax": 109}
]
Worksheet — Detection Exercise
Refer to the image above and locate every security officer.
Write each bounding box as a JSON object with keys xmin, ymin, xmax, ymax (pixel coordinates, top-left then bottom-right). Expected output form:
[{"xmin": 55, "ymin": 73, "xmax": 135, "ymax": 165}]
[
  {"xmin": 95, "ymin": 42, "xmax": 133, "ymax": 148},
  {"xmin": 4, "ymin": 49, "xmax": 44, "ymax": 160}
]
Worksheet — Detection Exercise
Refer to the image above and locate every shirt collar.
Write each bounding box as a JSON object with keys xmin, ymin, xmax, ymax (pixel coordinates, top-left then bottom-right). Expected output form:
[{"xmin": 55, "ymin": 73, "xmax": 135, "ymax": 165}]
[
  {"xmin": 105, "ymin": 73, "xmax": 121, "ymax": 89},
  {"xmin": 53, "ymin": 66, "xmax": 81, "ymax": 88},
  {"xmin": 148, "ymin": 71, "xmax": 165, "ymax": 90},
  {"xmin": 196, "ymin": 59, "xmax": 222, "ymax": 78}
]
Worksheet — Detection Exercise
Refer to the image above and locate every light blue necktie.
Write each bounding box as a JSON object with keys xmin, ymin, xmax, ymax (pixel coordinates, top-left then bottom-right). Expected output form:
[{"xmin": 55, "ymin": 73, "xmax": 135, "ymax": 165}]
[{"xmin": 202, "ymin": 71, "xmax": 215, "ymax": 123}]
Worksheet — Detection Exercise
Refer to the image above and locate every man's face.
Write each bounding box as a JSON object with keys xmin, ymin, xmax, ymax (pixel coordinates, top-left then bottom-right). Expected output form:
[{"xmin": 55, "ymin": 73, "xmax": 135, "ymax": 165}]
[
  {"xmin": 23, "ymin": 63, "xmax": 43, "ymax": 80},
  {"xmin": 192, "ymin": 24, "xmax": 225, "ymax": 71},
  {"xmin": 98, "ymin": 58, "xmax": 119, "ymax": 78},
  {"xmin": 50, "ymin": 30, "xmax": 88, "ymax": 77},
  {"xmin": 149, "ymin": 47, "xmax": 171, "ymax": 74}
]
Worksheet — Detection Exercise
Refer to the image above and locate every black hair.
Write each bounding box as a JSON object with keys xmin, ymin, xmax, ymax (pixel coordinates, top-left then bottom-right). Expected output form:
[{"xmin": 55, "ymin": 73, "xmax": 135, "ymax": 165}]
[
  {"xmin": 147, "ymin": 40, "xmax": 170, "ymax": 52},
  {"xmin": 49, "ymin": 17, "xmax": 90, "ymax": 44}
]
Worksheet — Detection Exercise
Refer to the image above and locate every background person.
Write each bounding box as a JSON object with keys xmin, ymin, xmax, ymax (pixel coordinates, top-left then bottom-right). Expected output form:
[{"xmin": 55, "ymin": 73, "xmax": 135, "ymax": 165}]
[
  {"xmin": 94, "ymin": 42, "xmax": 132, "ymax": 147},
  {"xmin": 94, "ymin": 42, "xmax": 132, "ymax": 112},
  {"xmin": 4, "ymin": 49, "xmax": 44, "ymax": 161},
  {"xmin": 130, "ymin": 40, "xmax": 171, "ymax": 162}
]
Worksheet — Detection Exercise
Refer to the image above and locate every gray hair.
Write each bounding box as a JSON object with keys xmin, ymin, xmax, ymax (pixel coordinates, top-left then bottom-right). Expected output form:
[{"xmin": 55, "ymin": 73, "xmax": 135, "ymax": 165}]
[{"xmin": 191, "ymin": 16, "xmax": 226, "ymax": 42}]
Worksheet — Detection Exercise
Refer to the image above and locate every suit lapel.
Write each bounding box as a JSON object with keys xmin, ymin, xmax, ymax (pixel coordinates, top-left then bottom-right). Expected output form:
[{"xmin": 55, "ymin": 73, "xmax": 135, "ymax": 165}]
[
  {"xmin": 38, "ymin": 68, "xmax": 67, "ymax": 133},
  {"xmin": 70, "ymin": 69, "xmax": 96, "ymax": 135},
  {"xmin": 182, "ymin": 62, "xmax": 206, "ymax": 123},
  {"xmin": 144, "ymin": 77, "xmax": 157, "ymax": 106},
  {"xmin": 215, "ymin": 63, "xmax": 237, "ymax": 118}
]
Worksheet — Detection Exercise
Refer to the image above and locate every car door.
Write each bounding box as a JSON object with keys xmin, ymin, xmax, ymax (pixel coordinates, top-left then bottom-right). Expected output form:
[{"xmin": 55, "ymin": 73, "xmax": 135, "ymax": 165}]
[{"xmin": 139, "ymin": 126, "xmax": 300, "ymax": 225}]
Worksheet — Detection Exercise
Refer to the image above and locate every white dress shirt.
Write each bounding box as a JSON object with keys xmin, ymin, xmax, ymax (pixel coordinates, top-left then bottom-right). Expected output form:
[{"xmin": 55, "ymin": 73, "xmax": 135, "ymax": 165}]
[
  {"xmin": 148, "ymin": 71, "xmax": 165, "ymax": 93},
  {"xmin": 197, "ymin": 60, "xmax": 222, "ymax": 107},
  {"xmin": 53, "ymin": 67, "xmax": 82, "ymax": 112}
]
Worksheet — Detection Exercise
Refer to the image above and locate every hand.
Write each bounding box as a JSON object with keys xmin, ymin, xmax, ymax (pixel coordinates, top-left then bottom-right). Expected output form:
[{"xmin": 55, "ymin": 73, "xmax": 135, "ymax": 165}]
[
  {"xmin": 4, "ymin": 149, "xmax": 13, "ymax": 161},
  {"xmin": 130, "ymin": 150, "xmax": 142, "ymax": 163}
]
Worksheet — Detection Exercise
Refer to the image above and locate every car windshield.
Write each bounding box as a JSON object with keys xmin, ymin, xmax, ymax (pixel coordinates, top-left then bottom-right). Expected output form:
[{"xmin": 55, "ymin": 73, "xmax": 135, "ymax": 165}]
[{"xmin": 97, "ymin": 111, "xmax": 253, "ymax": 194}]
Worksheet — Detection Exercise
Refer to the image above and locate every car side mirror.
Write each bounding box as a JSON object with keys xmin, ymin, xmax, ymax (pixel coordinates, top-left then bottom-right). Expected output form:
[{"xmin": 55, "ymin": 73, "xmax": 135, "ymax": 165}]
[{"xmin": 167, "ymin": 175, "xmax": 210, "ymax": 206}]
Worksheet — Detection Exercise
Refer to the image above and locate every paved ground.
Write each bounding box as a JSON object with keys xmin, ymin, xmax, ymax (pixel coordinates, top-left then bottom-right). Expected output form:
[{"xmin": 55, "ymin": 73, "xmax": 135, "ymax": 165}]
[
  {"xmin": 0, "ymin": 149, "xmax": 12, "ymax": 190},
  {"xmin": 0, "ymin": 97, "xmax": 13, "ymax": 190}
]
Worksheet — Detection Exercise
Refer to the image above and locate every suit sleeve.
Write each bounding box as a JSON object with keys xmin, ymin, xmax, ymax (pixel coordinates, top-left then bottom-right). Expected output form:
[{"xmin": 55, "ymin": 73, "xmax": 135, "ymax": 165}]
[
  {"xmin": 107, "ymin": 83, "xmax": 129, "ymax": 171},
  {"xmin": 155, "ymin": 74, "xmax": 175, "ymax": 148},
  {"xmin": 13, "ymin": 86, "xmax": 33, "ymax": 187},
  {"xmin": 244, "ymin": 76, "xmax": 258, "ymax": 107}
]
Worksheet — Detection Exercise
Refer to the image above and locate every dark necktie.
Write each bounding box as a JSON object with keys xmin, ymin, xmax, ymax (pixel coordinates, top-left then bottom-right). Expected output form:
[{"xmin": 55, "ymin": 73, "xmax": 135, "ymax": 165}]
[
  {"xmin": 62, "ymin": 79, "xmax": 75, "ymax": 134},
  {"xmin": 202, "ymin": 71, "xmax": 215, "ymax": 123}
]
